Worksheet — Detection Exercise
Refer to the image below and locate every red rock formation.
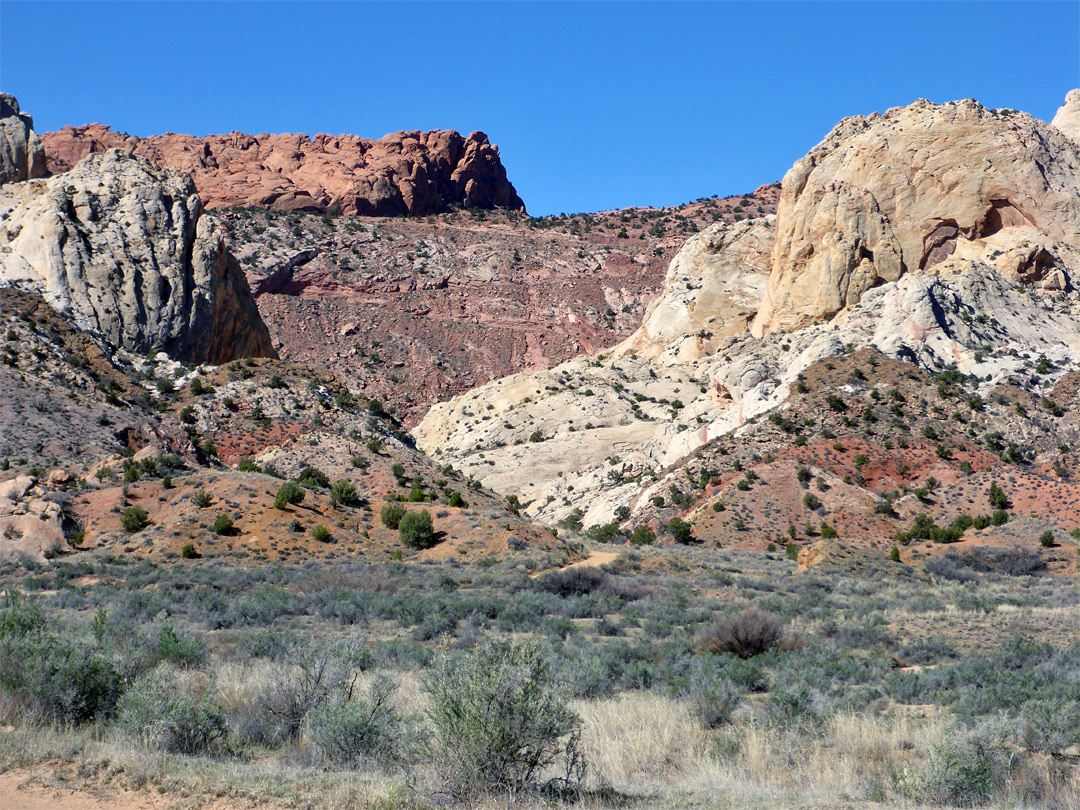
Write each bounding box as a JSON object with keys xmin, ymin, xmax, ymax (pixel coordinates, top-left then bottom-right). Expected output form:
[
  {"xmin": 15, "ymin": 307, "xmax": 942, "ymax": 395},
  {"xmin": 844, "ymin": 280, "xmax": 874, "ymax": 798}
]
[{"xmin": 41, "ymin": 125, "xmax": 525, "ymax": 216}]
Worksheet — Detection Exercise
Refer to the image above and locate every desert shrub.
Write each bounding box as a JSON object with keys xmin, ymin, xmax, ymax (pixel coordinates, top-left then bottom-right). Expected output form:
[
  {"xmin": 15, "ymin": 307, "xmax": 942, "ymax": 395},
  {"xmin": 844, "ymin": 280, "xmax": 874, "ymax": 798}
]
[
  {"xmin": 251, "ymin": 641, "xmax": 351, "ymax": 744},
  {"xmin": 687, "ymin": 669, "xmax": 744, "ymax": 728},
  {"xmin": 191, "ymin": 489, "xmax": 213, "ymax": 508},
  {"xmin": 694, "ymin": 607, "xmax": 787, "ymax": 659},
  {"xmin": 27, "ymin": 639, "xmax": 123, "ymax": 725},
  {"xmin": 667, "ymin": 517, "xmax": 696, "ymax": 544},
  {"xmin": 399, "ymin": 511, "xmax": 435, "ymax": 549},
  {"xmin": 213, "ymin": 514, "xmax": 235, "ymax": 535},
  {"xmin": 629, "ymin": 525, "xmax": 656, "ymax": 546},
  {"xmin": 117, "ymin": 664, "xmax": 226, "ymax": 754},
  {"xmin": 424, "ymin": 638, "xmax": 584, "ymax": 799},
  {"xmin": 121, "ymin": 505, "xmax": 149, "ymax": 532},
  {"xmin": 312, "ymin": 525, "xmax": 332, "ymax": 543},
  {"xmin": 297, "ymin": 465, "xmax": 330, "ymax": 489},
  {"xmin": 274, "ymin": 481, "xmax": 305, "ymax": 509},
  {"xmin": 380, "ymin": 503, "xmax": 407, "ymax": 529},
  {"xmin": 305, "ymin": 674, "xmax": 421, "ymax": 770},
  {"xmin": 238, "ymin": 458, "xmax": 260, "ymax": 473},
  {"xmin": 330, "ymin": 479, "xmax": 358, "ymax": 507},
  {"xmin": 987, "ymin": 482, "xmax": 1011, "ymax": 510},
  {"xmin": 915, "ymin": 722, "xmax": 1011, "ymax": 807},
  {"xmin": 447, "ymin": 490, "xmax": 467, "ymax": 508},
  {"xmin": 181, "ymin": 543, "xmax": 199, "ymax": 559},
  {"xmin": 156, "ymin": 623, "xmax": 206, "ymax": 667},
  {"xmin": 534, "ymin": 567, "xmax": 608, "ymax": 598},
  {"xmin": 0, "ymin": 596, "xmax": 122, "ymax": 725}
]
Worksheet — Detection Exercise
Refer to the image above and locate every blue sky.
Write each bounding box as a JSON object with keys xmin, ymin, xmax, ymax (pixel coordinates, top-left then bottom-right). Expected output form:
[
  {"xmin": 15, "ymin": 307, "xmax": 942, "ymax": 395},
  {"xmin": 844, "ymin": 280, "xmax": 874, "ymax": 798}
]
[{"xmin": 2, "ymin": 2, "xmax": 1077, "ymax": 216}]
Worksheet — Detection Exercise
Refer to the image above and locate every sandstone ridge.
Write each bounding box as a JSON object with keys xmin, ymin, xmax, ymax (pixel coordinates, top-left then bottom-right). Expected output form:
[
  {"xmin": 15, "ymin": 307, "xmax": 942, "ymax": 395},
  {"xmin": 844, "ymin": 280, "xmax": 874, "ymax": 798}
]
[
  {"xmin": 0, "ymin": 149, "xmax": 276, "ymax": 363},
  {"xmin": 752, "ymin": 93, "xmax": 1080, "ymax": 335},
  {"xmin": 42, "ymin": 124, "xmax": 525, "ymax": 216}
]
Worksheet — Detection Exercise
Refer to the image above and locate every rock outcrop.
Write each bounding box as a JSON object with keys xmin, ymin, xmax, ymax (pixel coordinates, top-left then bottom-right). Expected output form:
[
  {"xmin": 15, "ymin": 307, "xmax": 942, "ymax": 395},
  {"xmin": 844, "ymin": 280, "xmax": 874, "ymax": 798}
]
[
  {"xmin": 614, "ymin": 217, "xmax": 773, "ymax": 363},
  {"xmin": 1052, "ymin": 89, "xmax": 1080, "ymax": 143},
  {"xmin": 42, "ymin": 125, "xmax": 525, "ymax": 216},
  {"xmin": 752, "ymin": 94, "xmax": 1080, "ymax": 335},
  {"xmin": 0, "ymin": 149, "xmax": 275, "ymax": 363},
  {"xmin": 0, "ymin": 94, "xmax": 46, "ymax": 185},
  {"xmin": 0, "ymin": 475, "xmax": 66, "ymax": 563}
]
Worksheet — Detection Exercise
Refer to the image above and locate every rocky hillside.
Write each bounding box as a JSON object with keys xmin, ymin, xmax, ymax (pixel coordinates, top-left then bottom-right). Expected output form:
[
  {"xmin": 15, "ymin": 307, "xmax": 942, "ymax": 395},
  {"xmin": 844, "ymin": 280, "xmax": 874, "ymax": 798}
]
[
  {"xmin": 42, "ymin": 125, "xmax": 524, "ymax": 216},
  {"xmin": 37, "ymin": 114, "xmax": 781, "ymax": 423},
  {"xmin": 218, "ymin": 187, "xmax": 779, "ymax": 424},
  {"xmin": 415, "ymin": 91, "xmax": 1080, "ymax": 567},
  {"xmin": 0, "ymin": 286, "xmax": 568, "ymax": 566}
]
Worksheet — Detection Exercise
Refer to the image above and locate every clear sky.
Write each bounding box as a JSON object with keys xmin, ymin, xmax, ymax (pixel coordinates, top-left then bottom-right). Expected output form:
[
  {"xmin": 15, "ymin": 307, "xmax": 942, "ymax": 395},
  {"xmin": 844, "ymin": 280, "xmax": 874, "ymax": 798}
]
[{"xmin": 2, "ymin": 1, "xmax": 1077, "ymax": 216}]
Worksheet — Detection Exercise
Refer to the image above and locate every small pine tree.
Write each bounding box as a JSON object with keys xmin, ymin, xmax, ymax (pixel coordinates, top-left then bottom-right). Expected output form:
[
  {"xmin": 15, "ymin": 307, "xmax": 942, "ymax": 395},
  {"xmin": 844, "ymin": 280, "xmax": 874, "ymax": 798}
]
[{"xmin": 399, "ymin": 511, "xmax": 435, "ymax": 549}]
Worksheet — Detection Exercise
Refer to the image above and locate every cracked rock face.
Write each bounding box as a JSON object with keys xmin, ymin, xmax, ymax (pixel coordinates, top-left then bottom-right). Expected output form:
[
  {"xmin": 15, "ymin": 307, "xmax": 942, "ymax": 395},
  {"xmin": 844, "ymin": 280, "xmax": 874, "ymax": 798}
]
[
  {"xmin": 752, "ymin": 93, "xmax": 1080, "ymax": 336},
  {"xmin": 0, "ymin": 94, "xmax": 47, "ymax": 186},
  {"xmin": 0, "ymin": 149, "xmax": 275, "ymax": 363}
]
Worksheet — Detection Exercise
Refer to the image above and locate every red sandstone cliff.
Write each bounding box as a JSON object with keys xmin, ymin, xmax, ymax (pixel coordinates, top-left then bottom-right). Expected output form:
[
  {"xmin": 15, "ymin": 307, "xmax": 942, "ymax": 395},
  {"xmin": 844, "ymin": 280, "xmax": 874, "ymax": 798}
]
[{"xmin": 42, "ymin": 124, "xmax": 525, "ymax": 216}]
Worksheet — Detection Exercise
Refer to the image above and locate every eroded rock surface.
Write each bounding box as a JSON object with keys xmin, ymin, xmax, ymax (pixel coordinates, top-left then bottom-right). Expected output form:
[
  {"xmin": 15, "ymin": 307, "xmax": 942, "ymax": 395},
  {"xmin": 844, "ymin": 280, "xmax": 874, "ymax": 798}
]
[
  {"xmin": 753, "ymin": 94, "xmax": 1080, "ymax": 335},
  {"xmin": 1052, "ymin": 88, "xmax": 1080, "ymax": 143},
  {"xmin": 0, "ymin": 94, "xmax": 46, "ymax": 185},
  {"xmin": 0, "ymin": 150, "xmax": 275, "ymax": 362},
  {"xmin": 42, "ymin": 125, "xmax": 524, "ymax": 216}
]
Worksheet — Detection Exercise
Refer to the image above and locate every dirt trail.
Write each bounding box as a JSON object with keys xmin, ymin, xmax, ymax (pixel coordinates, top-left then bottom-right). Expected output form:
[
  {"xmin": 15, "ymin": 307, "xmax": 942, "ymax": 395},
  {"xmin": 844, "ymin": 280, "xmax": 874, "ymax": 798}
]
[
  {"xmin": 0, "ymin": 770, "xmax": 245, "ymax": 810},
  {"xmin": 562, "ymin": 550, "xmax": 619, "ymax": 570}
]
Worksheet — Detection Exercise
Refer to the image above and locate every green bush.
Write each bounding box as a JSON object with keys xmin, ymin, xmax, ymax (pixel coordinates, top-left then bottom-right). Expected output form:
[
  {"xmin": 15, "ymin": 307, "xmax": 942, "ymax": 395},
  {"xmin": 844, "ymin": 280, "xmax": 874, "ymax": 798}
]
[
  {"xmin": 312, "ymin": 525, "xmax": 332, "ymax": 543},
  {"xmin": 181, "ymin": 543, "xmax": 199, "ymax": 559},
  {"xmin": 274, "ymin": 481, "xmax": 305, "ymax": 510},
  {"xmin": 0, "ymin": 596, "xmax": 122, "ymax": 725},
  {"xmin": 297, "ymin": 465, "xmax": 330, "ymax": 489},
  {"xmin": 399, "ymin": 511, "xmax": 435, "ymax": 549},
  {"xmin": 668, "ymin": 517, "xmax": 695, "ymax": 544},
  {"xmin": 238, "ymin": 458, "xmax": 260, "ymax": 473},
  {"xmin": 448, "ymin": 491, "xmax": 467, "ymax": 508},
  {"xmin": 330, "ymin": 479, "xmax": 358, "ymax": 507},
  {"xmin": 121, "ymin": 505, "xmax": 149, "ymax": 532},
  {"xmin": 424, "ymin": 639, "xmax": 584, "ymax": 799},
  {"xmin": 191, "ymin": 490, "xmax": 212, "ymax": 508},
  {"xmin": 156, "ymin": 624, "xmax": 206, "ymax": 667},
  {"xmin": 629, "ymin": 525, "xmax": 656, "ymax": 546},
  {"xmin": 213, "ymin": 514, "xmax": 235, "ymax": 535},
  {"xmin": 381, "ymin": 502, "xmax": 407, "ymax": 529}
]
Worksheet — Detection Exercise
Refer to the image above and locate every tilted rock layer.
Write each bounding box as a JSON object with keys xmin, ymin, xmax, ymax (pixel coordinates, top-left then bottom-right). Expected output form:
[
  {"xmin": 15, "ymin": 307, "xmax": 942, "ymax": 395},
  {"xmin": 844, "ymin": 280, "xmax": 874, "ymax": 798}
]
[
  {"xmin": 0, "ymin": 94, "xmax": 46, "ymax": 185},
  {"xmin": 0, "ymin": 150, "xmax": 275, "ymax": 363},
  {"xmin": 42, "ymin": 125, "xmax": 525, "ymax": 216},
  {"xmin": 753, "ymin": 96, "xmax": 1080, "ymax": 335}
]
